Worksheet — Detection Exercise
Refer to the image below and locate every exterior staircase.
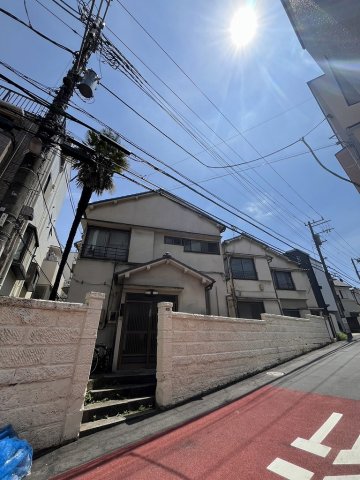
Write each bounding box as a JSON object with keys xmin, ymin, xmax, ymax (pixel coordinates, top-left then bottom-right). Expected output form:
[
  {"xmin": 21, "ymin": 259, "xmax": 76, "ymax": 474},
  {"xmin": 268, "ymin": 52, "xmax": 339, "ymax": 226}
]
[{"xmin": 80, "ymin": 370, "xmax": 157, "ymax": 437}]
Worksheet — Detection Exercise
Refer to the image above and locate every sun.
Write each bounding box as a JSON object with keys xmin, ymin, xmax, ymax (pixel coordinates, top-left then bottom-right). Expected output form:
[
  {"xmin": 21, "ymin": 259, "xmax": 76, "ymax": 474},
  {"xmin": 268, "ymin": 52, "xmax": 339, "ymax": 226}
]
[{"xmin": 230, "ymin": 5, "xmax": 258, "ymax": 48}]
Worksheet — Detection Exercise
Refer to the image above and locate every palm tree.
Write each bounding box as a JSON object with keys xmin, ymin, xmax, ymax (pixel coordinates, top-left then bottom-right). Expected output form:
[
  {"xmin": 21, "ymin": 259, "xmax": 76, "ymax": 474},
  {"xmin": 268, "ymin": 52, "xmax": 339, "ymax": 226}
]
[{"xmin": 49, "ymin": 128, "xmax": 128, "ymax": 301}]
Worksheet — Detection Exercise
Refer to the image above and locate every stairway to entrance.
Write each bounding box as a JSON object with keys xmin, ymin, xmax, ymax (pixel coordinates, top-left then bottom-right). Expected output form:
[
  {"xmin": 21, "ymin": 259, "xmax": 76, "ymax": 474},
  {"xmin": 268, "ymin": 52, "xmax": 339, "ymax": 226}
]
[{"xmin": 80, "ymin": 370, "xmax": 157, "ymax": 437}]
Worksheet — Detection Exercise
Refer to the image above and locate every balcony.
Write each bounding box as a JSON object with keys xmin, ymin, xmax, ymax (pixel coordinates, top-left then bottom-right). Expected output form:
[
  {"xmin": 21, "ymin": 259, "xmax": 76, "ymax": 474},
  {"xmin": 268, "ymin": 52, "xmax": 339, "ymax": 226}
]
[
  {"xmin": 0, "ymin": 85, "xmax": 47, "ymax": 117},
  {"xmin": 81, "ymin": 244, "xmax": 128, "ymax": 262}
]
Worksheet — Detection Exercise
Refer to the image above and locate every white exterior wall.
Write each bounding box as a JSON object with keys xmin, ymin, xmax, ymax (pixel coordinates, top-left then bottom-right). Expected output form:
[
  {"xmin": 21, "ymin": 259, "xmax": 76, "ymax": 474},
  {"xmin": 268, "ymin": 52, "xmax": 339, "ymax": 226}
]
[
  {"xmin": 0, "ymin": 292, "xmax": 104, "ymax": 451},
  {"xmin": 156, "ymin": 302, "xmax": 332, "ymax": 407},
  {"xmin": 1, "ymin": 144, "xmax": 71, "ymax": 299}
]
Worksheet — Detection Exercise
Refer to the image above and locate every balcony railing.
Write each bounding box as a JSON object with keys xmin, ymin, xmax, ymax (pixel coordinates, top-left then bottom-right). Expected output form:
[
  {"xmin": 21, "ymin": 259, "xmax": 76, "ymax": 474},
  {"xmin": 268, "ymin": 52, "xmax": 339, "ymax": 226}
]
[
  {"xmin": 81, "ymin": 244, "xmax": 128, "ymax": 262},
  {"xmin": 0, "ymin": 85, "xmax": 47, "ymax": 117}
]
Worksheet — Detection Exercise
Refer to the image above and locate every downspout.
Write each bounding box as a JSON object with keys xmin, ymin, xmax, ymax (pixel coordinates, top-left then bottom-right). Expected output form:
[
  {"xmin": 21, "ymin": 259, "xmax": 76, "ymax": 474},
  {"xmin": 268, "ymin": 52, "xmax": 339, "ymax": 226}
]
[
  {"xmin": 226, "ymin": 253, "xmax": 238, "ymax": 317},
  {"xmin": 267, "ymin": 255, "xmax": 283, "ymax": 315},
  {"xmin": 205, "ymin": 280, "xmax": 215, "ymax": 315}
]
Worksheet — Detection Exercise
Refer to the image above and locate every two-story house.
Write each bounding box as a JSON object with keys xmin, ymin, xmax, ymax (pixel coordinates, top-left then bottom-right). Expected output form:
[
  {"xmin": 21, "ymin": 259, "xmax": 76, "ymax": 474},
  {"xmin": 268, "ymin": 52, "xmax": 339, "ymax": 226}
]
[
  {"xmin": 67, "ymin": 190, "xmax": 228, "ymax": 371},
  {"xmin": 223, "ymin": 234, "xmax": 320, "ymax": 320}
]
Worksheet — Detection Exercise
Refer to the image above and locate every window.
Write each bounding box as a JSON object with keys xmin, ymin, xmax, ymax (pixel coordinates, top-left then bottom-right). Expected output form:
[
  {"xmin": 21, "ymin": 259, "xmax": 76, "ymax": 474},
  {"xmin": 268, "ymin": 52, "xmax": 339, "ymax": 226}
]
[
  {"xmin": 11, "ymin": 225, "xmax": 38, "ymax": 280},
  {"xmin": 237, "ymin": 301, "xmax": 264, "ymax": 320},
  {"xmin": 164, "ymin": 236, "xmax": 220, "ymax": 254},
  {"xmin": 231, "ymin": 257, "xmax": 257, "ymax": 280},
  {"xmin": 282, "ymin": 309, "xmax": 301, "ymax": 318},
  {"xmin": 273, "ymin": 270, "xmax": 295, "ymax": 290},
  {"xmin": 82, "ymin": 227, "xmax": 130, "ymax": 261}
]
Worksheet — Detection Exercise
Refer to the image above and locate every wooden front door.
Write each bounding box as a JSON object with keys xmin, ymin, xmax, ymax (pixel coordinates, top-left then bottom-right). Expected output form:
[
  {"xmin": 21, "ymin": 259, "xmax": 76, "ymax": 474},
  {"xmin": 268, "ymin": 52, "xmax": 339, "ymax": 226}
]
[{"xmin": 118, "ymin": 293, "xmax": 177, "ymax": 369}]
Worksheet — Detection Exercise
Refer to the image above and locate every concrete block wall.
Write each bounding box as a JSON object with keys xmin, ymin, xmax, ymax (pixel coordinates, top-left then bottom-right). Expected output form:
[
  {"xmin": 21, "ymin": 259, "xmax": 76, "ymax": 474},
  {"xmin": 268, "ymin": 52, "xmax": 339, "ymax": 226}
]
[
  {"xmin": 0, "ymin": 292, "xmax": 104, "ymax": 451},
  {"xmin": 156, "ymin": 302, "xmax": 332, "ymax": 407}
]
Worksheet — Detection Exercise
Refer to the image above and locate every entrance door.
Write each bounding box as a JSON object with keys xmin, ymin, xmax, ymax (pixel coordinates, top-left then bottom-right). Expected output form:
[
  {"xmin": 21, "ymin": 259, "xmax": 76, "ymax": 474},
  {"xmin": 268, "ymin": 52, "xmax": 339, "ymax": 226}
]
[{"xmin": 118, "ymin": 293, "xmax": 177, "ymax": 369}]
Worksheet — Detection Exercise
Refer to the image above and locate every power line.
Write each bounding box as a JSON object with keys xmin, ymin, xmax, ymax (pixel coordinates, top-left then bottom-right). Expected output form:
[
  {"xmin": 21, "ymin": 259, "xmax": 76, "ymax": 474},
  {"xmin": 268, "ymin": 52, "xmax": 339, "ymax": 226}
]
[
  {"xmin": 115, "ymin": 0, "xmax": 325, "ymax": 220},
  {"xmin": 99, "ymin": 82, "xmax": 315, "ymax": 231},
  {"xmin": 0, "ymin": 7, "xmax": 75, "ymax": 54},
  {"xmin": 101, "ymin": 30, "xmax": 318, "ymax": 224},
  {"xmin": 302, "ymin": 137, "xmax": 360, "ymax": 189},
  {"xmin": 32, "ymin": 0, "xmax": 82, "ymax": 36},
  {"xmin": 2, "ymin": 74, "xmax": 356, "ymax": 282},
  {"xmin": 49, "ymin": 0, "xmax": 82, "ymax": 20},
  {"xmin": 1, "ymin": 11, "xmax": 320, "ymax": 232}
]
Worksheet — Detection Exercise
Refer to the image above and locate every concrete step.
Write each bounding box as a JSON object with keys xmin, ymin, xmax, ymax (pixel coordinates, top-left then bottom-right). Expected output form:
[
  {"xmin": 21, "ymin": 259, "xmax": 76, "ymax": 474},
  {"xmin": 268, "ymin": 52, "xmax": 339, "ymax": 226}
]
[
  {"xmin": 88, "ymin": 370, "xmax": 156, "ymax": 390},
  {"xmin": 80, "ymin": 407, "xmax": 157, "ymax": 437},
  {"xmin": 82, "ymin": 396, "xmax": 155, "ymax": 423},
  {"xmin": 86, "ymin": 383, "xmax": 155, "ymax": 403}
]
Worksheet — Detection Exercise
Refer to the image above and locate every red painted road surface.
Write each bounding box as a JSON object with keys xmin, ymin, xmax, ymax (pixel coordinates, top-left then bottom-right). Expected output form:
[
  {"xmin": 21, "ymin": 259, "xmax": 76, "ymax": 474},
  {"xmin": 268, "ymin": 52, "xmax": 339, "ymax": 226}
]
[{"xmin": 56, "ymin": 385, "xmax": 360, "ymax": 479}]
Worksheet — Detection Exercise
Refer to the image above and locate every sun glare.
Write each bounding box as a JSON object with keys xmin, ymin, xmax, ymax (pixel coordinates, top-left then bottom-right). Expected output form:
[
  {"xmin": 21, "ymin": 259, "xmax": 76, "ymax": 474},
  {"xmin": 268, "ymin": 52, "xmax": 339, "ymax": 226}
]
[{"xmin": 230, "ymin": 5, "xmax": 258, "ymax": 48}]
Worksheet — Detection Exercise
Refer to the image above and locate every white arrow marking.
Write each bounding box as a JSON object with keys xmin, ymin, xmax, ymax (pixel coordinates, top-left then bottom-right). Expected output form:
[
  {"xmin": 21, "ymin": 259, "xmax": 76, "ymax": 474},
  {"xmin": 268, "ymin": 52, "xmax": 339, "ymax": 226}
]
[
  {"xmin": 267, "ymin": 458, "xmax": 314, "ymax": 480},
  {"xmin": 292, "ymin": 412, "xmax": 343, "ymax": 457},
  {"xmin": 323, "ymin": 476, "xmax": 360, "ymax": 479},
  {"xmin": 333, "ymin": 434, "xmax": 360, "ymax": 465}
]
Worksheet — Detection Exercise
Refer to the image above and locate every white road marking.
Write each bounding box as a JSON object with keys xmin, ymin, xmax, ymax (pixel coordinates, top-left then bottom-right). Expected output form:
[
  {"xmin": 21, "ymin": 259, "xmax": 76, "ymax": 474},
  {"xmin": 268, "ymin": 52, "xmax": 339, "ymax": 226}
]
[
  {"xmin": 267, "ymin": 458, "xmax": 314, "ymax": 480},
  {"xmin": 291, "ymin": 412, "xmax": 343, "ymax": 457},
  {"xmin": 323, "ymin": 476, "xmax": 360, "ymax": 479},
  {"xmin": 333, "ymin": 434, "xmax": 360, "ymax": 465}
]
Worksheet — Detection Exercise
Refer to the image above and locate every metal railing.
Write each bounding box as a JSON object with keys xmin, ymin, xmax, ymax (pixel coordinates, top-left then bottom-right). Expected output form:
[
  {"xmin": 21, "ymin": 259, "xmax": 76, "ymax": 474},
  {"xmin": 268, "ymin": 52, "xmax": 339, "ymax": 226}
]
[
  {"xmin": 81, "ymin": 244, "xmax": 128, "ymax": 261},
  {"xmin": 0, "ymin": 85, "xmax": 47, "ymax": 117}
]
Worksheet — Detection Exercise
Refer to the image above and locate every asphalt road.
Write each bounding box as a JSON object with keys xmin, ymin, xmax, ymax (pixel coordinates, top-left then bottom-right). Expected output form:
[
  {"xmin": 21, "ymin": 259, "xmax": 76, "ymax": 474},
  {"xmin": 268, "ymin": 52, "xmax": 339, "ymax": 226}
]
[{"xmin": 56, "ymin": 340, "xmax": 360, "ymax": 480}]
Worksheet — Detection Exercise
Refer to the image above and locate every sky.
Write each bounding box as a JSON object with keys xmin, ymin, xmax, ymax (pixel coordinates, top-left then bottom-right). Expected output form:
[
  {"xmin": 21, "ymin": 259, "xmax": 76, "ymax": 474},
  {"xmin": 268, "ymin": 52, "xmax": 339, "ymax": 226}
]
[{"xmin": 1, "ymin": 0, "xmax": 359, "ymax": 286}]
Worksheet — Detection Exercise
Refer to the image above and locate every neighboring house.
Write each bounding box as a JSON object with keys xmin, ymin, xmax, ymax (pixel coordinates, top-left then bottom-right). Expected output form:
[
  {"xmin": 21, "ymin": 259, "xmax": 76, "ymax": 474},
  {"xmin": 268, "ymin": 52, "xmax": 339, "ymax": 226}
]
[
  {"xmin": 223, "ymin": 234, "xmax": 319, "ymax": 320},
  {"xmin": 281, "ymin": 0, "xmax": 360, "ymax": 193},
  {"xmin": 285, "ymin": 249, "xmax": 344, "ymax": 335},
  {"xmin": 0, "ymin": 87, "xmax": 71, "ymax": 299},
  {"xmin": 67, "ymin": 190, "xmax": 228, "ymax": 371},
  {"xmin": 333, "ymin": 278, "xmax": 360, "ymax": 333}
]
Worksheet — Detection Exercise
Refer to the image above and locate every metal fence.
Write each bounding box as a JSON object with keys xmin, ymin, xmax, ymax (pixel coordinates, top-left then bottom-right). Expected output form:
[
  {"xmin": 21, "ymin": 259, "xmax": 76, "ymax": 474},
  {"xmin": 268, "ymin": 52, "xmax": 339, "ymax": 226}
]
[{"xmin": 0, "ymin": 85, "xmax": 47, "ymax": 117}]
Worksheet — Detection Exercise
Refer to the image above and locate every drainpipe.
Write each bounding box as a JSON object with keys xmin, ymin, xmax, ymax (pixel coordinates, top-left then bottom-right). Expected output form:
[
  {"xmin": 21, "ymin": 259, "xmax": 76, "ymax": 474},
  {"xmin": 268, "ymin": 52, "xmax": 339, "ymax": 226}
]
[
  {"xmin": 205, "ymin": 281, "xmax": 215, "ymax": 315},
  {"xmin": 267, "ymin": 255, "xmax": 283, "ymax": 315},
  {"xmin": 226, "ymin": 253, "xmax": 238, "ymax": 317}
]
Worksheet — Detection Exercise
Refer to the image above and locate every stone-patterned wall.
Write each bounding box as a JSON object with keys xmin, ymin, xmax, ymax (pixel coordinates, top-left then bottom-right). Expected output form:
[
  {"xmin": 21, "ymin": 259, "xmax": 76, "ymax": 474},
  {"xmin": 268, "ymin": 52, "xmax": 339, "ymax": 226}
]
[
  {"xmin": 0, "ymin": 292, "xmax": 104, "ymax": 451},
  {"xmin": 156, "ymin": 302, "xmax": 332, "ymax": 407}
]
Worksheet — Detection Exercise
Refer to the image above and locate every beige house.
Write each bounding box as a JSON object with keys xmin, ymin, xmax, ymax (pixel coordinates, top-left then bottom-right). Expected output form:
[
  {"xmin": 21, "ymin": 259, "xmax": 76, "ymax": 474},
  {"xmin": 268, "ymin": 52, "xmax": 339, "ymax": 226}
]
[
  {"xmin": 67, "ymin": 190, "xmax": 228, "ymax": 371},
  {"xmin": 223, "ymin": 234, "xmax": 319, "ymax": 319}
]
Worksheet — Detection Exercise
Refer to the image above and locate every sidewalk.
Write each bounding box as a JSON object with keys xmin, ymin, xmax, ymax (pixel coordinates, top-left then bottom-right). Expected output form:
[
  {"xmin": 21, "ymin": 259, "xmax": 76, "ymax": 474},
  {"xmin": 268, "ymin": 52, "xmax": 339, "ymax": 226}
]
[{"xmin": 31, "ymin": 338, "xmax": 358, "ymax": 479}]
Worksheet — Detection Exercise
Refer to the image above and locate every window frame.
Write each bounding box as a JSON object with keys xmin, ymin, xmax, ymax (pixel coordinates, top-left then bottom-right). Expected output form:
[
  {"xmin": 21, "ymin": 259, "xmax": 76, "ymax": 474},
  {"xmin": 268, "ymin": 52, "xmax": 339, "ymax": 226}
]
[
  {"xmin": 82, "ymin": 226, "xmax": 130, "ymax": 262},
  {"xmin": 272, "ymin": 270, "xmax": 295, "ymax": 290},
  {"xmin": 164, "ymin": 236, "xmax": 220, "ymax": 255},
  {"xmin": 230, "ymin": 257, "xmax": 258, "ymax": 280}
]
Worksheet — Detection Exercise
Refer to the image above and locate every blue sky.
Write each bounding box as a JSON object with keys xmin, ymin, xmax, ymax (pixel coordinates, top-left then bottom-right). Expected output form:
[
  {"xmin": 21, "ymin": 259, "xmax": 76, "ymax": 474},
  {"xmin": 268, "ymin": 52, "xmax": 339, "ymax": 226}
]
[{"xmin": 1, "ymin": 0, "xmax": 359, "ymax": 286}]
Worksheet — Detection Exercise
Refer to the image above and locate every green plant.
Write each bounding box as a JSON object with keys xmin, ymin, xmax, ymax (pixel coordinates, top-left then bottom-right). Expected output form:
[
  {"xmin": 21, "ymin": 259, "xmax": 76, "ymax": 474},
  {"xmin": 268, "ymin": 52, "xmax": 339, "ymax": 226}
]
[
  {"xmin": 84, "ymin": 391, "xmax": 93, "ymax": 405},
  {"xmin": 336, "ymin": 331, "xmax": 348, "ymax": 341}
]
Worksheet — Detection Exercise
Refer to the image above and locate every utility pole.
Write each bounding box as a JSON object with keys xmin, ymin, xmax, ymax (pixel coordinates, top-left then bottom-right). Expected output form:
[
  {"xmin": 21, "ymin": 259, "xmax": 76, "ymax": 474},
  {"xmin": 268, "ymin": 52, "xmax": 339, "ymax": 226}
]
[
  {"xmin": 0, "ymin": 1, "xmax": 108, "ymax": 264},
  {"xmin": 307, "ymin": 220, "xmax": 350, "ymax": 339},
  {"xmin": 351, "ymin": 258, "xmax": 360, "ymax": 282}
]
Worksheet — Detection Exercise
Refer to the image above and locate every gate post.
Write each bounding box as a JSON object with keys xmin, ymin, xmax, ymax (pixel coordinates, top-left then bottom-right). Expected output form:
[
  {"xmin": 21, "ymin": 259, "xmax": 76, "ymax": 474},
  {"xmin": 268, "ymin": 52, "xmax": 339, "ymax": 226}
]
[{"xmin": 156, "ymin": 302, "xmax": 174, "ymax": 408}]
